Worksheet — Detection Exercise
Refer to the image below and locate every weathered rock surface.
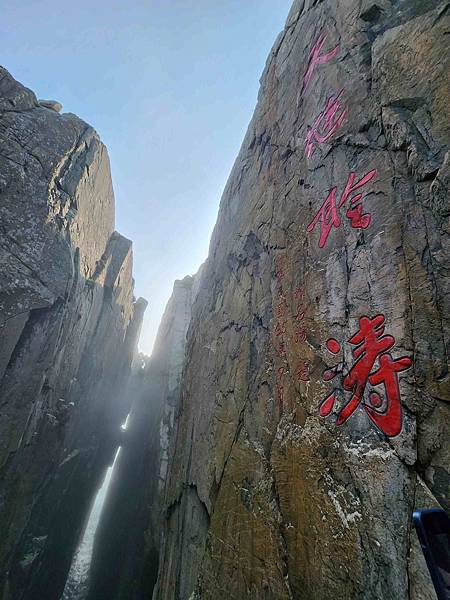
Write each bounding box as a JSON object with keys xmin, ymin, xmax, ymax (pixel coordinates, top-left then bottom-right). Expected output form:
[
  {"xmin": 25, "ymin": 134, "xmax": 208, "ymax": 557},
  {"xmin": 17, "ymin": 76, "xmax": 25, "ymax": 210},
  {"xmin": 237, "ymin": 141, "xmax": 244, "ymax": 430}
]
[
  {"xmin": 38, "ymin": 99, "xmax": 63, "ymax": 113},
  {"xmin": 86, "ymin": 272, "xmax": 201, "ymax": 600},
  {"xmin": 152, "ymin": 2, "xmax": 449, "ymax": 599},
  {"xmin": 0, "ymin": 67, "xmax": 146, "ymax": 600},
  {"xmin": 2, "ymin": 0, "xmax": 449, "ymax": 597}
]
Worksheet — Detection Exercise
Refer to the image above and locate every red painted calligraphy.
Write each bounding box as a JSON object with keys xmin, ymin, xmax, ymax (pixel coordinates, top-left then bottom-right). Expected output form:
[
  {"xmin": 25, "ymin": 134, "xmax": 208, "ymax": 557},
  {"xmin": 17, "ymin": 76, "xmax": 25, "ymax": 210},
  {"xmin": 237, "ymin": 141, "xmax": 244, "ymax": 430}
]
[
  {"xmin": 276, "ymin": 366, "xmax": 286, "ymax": 407},
  {"xmin": 302, "ymin": 33, "xmax": 339, "ymax": 95},
  {"xmin": 274, "ymin": 321, "xmax": 286, "ymax": 338},
  {"xmin": 273, "ymin": 288, "xmax": 287, "ymax": 357},
  {"xmin": 293, "ymin": 283, "xmax": 310, "ymax": 381},
  {"xmin": 307, "ymin": 169, "xmax": 377, "ymax": 248},
  {"xmin": 305, "ymin": 90, "xmax": 347, "ymax": 158},
  {"xmin": 294, "ymin": 327, "xmax": 307, "ymax": 344},
  {"xmin": 319, "ymin": 315, "xmax": 412, "ymax": 437},
  {"xmin": 294, "ymin": 284, "xmax": 305, "ymax": 300},
  {"xmin": 277, "ymin": 341, "xmax": 287, "ymax": 358},
  {"xmin": 275, "ymin": 297, "xmax": 286, "ymax": 320},
  {"xmin": 296, "ymin": 361, "xmax": 310, "ymax": 382}
]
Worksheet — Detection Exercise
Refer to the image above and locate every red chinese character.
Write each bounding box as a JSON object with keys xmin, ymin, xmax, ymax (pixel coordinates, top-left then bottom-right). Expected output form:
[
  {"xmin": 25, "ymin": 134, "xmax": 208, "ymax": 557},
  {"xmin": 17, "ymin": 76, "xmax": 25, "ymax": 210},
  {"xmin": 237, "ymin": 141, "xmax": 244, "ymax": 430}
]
[
  {"xmin": 338, "ymin": 315, "xmax": 395, "ymax": 423},
  {"xmin": 318, "ymin": 315, "xmax": 412, "ymax": 437},
  {"xmin": 301, "ymin": 33, "xmax": 339, "ymax": 95},
  {"xmin": 307, "ymin": 169, "xmax": 377, "ymax": 248},
  {"xmin": 277, "ymin": 341, "xmax": 286, "ymax": 357},
  {"xmin": 294, "ymin": 304, "xmax": 305, "ymax": 322},
  {"xmin": 276, "ymin": 304, "xmax": 285, "ymax": 319},
  {"xmin": 296, "ymin": 362, "xmax": 310, "ymax": 382},
  {"xmin": 306, "ymin": 186, "xmax": 341, "ymax": 248},
  {"xmin": 294, "ymin": 284, "xmax": 305, "ymax": 300},
  {"xmin": 274, "ymin": 321, "xmax": 286, "ymax": 337},
  {"xmin": 276, "ymin": 292, "xmax": 286, "ymax": 319},
  {"xmin": 294, "ymin": 327, "xmax": 307, "ymax": 343},
  {"xmin": 366, "ymin": 354, "xmax": 412, "ymax": 436},
  {"xmin": 346, "ymin": 203, "xmax": 371, "ymax": 228},
  {"xmin": 305, "ymin": 90, "xmax": 347, "ymax": 158}
]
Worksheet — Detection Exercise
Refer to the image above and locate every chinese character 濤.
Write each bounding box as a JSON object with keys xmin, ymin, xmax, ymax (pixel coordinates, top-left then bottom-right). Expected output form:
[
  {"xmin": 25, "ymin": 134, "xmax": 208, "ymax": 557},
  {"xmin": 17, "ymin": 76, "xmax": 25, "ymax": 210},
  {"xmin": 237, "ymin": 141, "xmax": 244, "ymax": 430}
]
[{"xmin": 319, "ymin": 314, "xmax": 412, "ymax": 437}]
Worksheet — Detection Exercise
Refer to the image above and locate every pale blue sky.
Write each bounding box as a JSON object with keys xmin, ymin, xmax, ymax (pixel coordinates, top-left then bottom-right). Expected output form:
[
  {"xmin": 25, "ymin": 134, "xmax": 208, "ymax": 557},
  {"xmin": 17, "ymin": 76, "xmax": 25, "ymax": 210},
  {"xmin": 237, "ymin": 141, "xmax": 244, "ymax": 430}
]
[{"xmin": 3, "ymin": 0, "xmax": 292, "ymax": 354}]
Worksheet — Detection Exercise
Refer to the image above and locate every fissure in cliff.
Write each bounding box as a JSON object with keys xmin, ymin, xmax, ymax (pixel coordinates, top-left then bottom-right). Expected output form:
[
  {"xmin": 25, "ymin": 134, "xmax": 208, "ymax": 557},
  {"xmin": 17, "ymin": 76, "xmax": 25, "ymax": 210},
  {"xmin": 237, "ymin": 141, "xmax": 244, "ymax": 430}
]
[{"xmin": 0, "ymin": 0, "xmax": 449, "ymax": 599}]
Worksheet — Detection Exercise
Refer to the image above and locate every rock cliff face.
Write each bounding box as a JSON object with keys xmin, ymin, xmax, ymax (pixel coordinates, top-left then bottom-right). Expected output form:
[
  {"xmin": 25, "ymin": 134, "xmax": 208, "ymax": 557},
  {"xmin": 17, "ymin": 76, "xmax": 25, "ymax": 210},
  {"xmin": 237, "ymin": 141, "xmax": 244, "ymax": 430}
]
[
  {"xmin": 85, "ymin": 273, "xmax": 201, "ymax": 600},
  {"xmin": 0, "ymin": 68, "xmax": 146, "ymax": 600},
  {"xmin": 153, "ymin": 1, "xmax": 449, "ymax": 599},
  {"xmin": 2, "ymin": 0, "xmax": 449, "ymax": 597}
]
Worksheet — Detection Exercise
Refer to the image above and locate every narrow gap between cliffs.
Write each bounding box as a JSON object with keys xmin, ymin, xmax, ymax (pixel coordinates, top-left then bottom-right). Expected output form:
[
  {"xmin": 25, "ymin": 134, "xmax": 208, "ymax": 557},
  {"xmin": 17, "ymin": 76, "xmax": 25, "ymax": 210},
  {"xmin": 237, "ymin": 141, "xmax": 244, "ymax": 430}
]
[{"xmin": 60, "ymin": 415, "xmax": 130, "ymax": 600}]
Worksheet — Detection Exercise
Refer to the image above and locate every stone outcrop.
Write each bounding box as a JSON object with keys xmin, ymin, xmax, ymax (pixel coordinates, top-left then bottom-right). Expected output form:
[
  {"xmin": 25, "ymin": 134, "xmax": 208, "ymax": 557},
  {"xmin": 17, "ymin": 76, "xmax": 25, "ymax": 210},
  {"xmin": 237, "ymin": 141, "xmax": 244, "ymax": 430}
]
[
  {"xmin": 0, "ymin": 67, "xmax": 146, "ymax": 600},
  {"xmin": 38, "ymin": 100, "xmax": 63, "ymax": 113},
  {"xmin": 152, "ymin": 2, "xmax": 449, "ymax": 599},
  {"xmin": 85, "ymin": 272, "xmax": 202, "ymax": 600}
]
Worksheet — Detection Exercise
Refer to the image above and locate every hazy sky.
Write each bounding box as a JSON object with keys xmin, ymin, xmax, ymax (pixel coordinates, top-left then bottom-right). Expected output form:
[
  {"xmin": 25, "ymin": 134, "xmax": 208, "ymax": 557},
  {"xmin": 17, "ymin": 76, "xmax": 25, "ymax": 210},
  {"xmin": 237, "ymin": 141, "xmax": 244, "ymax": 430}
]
[{"xmin": 3, "ymin": 0, "xmax": 292, "ymax": 354}]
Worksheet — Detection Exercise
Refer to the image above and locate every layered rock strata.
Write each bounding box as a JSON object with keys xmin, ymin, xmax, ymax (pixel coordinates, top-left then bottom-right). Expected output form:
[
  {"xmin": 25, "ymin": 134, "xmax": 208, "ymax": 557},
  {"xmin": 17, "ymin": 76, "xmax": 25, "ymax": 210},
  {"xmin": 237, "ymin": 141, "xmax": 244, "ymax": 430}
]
[
  {"xmin": 153, "ymin": 1, "xmax": 449, "ymax": 599},
  {"xmin": 0, "ymin": 68, "xmax": 146, "ymax": 600}
]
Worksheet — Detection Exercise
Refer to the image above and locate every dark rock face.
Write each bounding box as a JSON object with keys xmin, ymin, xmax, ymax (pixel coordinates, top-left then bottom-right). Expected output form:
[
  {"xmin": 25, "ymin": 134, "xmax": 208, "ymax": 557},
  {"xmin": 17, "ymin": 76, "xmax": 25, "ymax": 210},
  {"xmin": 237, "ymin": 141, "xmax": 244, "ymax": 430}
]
[
  {"xmin": 152, "ymin": 2, "xmax": 449, "ymax": 599},
  {"xmin": 86, "ymin": 274, "xmax": 201, "ymax": 600},
  {"xmin": 0, "ymin": 67, "xmax": 146, "ymax": 600}
]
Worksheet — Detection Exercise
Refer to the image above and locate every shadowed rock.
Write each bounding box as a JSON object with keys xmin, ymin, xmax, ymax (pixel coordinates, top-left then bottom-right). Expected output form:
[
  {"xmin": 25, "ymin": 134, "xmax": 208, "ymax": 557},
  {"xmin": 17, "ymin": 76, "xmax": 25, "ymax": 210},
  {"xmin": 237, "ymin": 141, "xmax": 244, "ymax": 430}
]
[
  {"xmin": 86, "ymin": 273, "xmax": 201, "ymax": 600},
  {"xmin": 0, "ymin": 66, "xmax": 146, "ymax": 600}
]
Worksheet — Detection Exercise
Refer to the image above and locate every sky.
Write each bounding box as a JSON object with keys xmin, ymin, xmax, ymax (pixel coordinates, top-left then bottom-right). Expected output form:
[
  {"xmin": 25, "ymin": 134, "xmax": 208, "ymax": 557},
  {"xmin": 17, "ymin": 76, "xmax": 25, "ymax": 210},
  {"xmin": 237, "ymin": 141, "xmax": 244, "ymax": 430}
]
[{"xmin": 3, "ymin": 0, "xmax": 293, "ymax": 354}]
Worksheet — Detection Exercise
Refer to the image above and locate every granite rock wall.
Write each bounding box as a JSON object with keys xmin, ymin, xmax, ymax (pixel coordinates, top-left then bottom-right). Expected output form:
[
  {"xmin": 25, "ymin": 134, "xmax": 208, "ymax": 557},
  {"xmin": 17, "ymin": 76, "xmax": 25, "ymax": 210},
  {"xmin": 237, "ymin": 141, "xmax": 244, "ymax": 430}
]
[
  {"xmin": 0, "ymin": 67, "xmax": 146, "ymax": 600},
  {"xmin": 154, "ymin": 1, "xmax": 449, "ymax": 599}
]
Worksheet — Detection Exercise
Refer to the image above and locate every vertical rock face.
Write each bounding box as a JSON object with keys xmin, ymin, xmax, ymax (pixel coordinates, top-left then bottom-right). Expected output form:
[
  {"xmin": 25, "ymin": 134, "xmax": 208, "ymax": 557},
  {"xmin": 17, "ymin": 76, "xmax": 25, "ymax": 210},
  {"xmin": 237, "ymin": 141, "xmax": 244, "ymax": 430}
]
[
  {"xmin": 86, "ymin": 273, "xmax": 201, "ymax": 600},
  {"xmin": 154, "ymin": 2, "xmax": 449, "ymax": 599},
  {"xmin": 0, "ymin": 68, "xmax": 146, "ymax": 600}
]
